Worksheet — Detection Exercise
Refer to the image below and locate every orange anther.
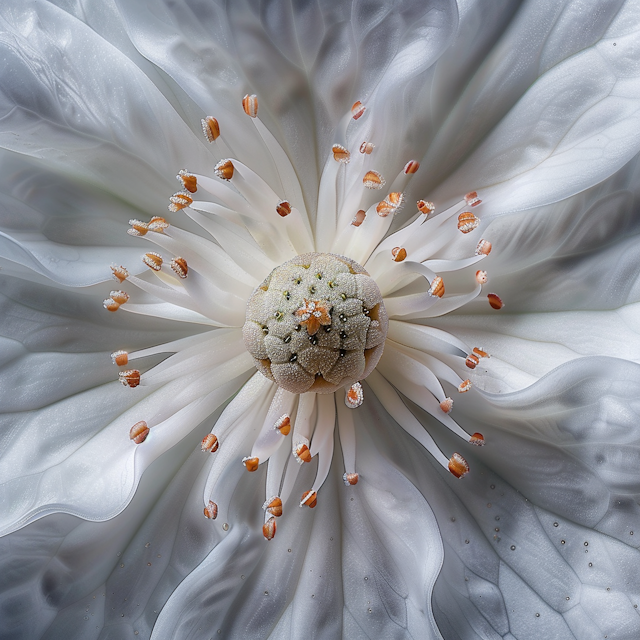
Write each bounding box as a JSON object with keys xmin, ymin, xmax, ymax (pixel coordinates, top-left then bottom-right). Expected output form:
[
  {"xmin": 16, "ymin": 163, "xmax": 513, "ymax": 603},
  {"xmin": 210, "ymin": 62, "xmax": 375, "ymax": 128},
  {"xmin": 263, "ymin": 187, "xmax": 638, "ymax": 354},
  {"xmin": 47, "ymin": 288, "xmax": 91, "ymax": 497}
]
[
  {"xmin": 201, "ymin": 433, "xmax": 219, "ymax": 453},
  {"xmin": 465, "ymin": 353, "xmax": 480, "ymax": 369},
  {"xmin": 177, "ymin": 170, "xmax": 197, "ymax": 193},
  {"xmin": 171, "ymin": 257, "xmax": 188, "ymax": 279},
  {"xmin": 345, "ymin": 382, "xmax": 364, "ymax": 408},
  {"xmin": 263, "ymin": 496, "xmax": 283, "ymax": 518},
  {"xmin": 487, "ymin": 293, "xmax": 504, "ymax": 310},
  {"xmin": 440, "ymin": 397, "xmax": 454, "ymax": 413},
  {"xmin": 351, "ymin": 209, "xmax": 366, "ymax": 227},
  {"xmin": 458, "ymin": 379, "xmax": 472, "ymax": 393},
  {"xmin": 128, "ymin": 219, "xmax": 149, "ymax": 236},
  {"xmin": 300, "ymin": 490, "xmax": 317, "ymax": 508},
  {"xmin": 359, "ymin": 141, "xmax": 374, "ymax": 154},
  {"xmin": 294, "ymin": 443, "xmax": 312, "ymax": 464},
  {"xmin": 214, "ymin": 159, "xmax": 234, "ymax": 181},
  {"xmin": 475, "ymin": 270, "xmax": 488, "ymax": 285},
  {"xmin": 111, "ymin": 265, "xmax": 129, "ymax": 282},
  {"xmin": 332, "ymin": 144, "xmax": 350, "ymax": 164},
  {"xmin": 343, "ymin": 472, "xmax": 359, "ymax": 486},
  {"xmin": 363, "ymin": 170, "xmax": 385, "ymax": 190},
  {"xmin": 391, "ymin": 247, "xmax": 407, "ymax": 262},
  {"xmin": 168, "ymin": 192, "xmax": 193, "ymax": 212},
  {"xmin": 276, "ymin": 200, "xmax": 292, "ymax": 217},
  {"xmin": 458, "ymin": 211, "xmax": 479, "ymax": 234},
  {"xmin": 417, "ymin": 200, "xmax": 435, "ymax": 215},
  {"xmin": 201, "ymin": 116, "xmax": 220, "ymax": 142},
  {"xmin": 111, "ymin": 350, "xmax": 129, "ymax": 367},
  {"xmin": 404, "ymin": 160, "xmax": 420, "ymax": 174},
  {"xmin": 263, "ymin": 516, "xmax": 277, "ymax": 540},
  {"xmin": 204, "ymin": 500, "xmax": 218, "ymax": 519},
  {"xmin": 469, "ymin": 432, "xmax": 485, "ymax": 446},
  {"xmin": 448, "ymin": 453, "xmax": 469, "ymax": 478},
  {"xmin": 119, "ymin": 369, "xmax": 141, "ymax": 388},
  {"xmin": 465, "ymin": 191, "xmax": 482, "ymax": 207},
  {"xmin": 242, "ymin": 94, "xmax": 258, "ymax": 118},
  {"xmin": 129, "ymin": 421, "xmax": 149, "ymax": 444},
  {"xmin": 142, "ymin": 252, "xmax": 163, "ymax": 271},
  {"xmin": 274, "ymin": 415, "xmax": 291, "ymax": 436},
  {"xmin": 242, "ymin": 456, "xmax": 259, "ymax": 472},
  {"xmin": 428, "ymin": 276, "xmax": 444, "ymax": 298},
  {"xmin": 475, "ymin": 239, "xmax": 492, "ymax": 256},
  {"xmin": 351, "ymin": 101, "xmax": 366, "ymax": 120}
]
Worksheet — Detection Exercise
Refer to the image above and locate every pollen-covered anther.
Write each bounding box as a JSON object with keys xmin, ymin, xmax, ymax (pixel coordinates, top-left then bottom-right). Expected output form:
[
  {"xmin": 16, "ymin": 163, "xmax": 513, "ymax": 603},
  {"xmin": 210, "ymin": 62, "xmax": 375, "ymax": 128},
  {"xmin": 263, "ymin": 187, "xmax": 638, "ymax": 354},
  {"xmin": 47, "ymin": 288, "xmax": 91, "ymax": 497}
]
[
  {"xmin": 104, "ymin": 290, "xmax": 129, "ymax": 311},
  {"xmin": 469, "ymin": 432, "xmax": 486, "ymax": 446},
  {"xmin": 475, "ymin": 239, "xmax": 492, "ymax": 256},
  {"xmin": 142, "ymin": 252, "xmax": 163, "ymax": 271},
  {"xmin": 428, "ymin": 276, "xmax": 445, "ymax": 298},
  {"xmin": 404, "ymin": 160, "xmax": 420, "ymax": 175},
  {"xmin": 363, "ymin": 170, "xmax": 385, "ymax": 190},
  {"xmin": 201, "ymin": 116, "xmax": 220, "ymax": 142},
  {"xmin": 465, "ymin": 354, "xmax": 480, "ymax": 369},
  {"xmin": 458, "ymin": 379, "xmax": 472, "ymax": 393},
  {"xmin": 148, "ymin": 216, "xmax": 169, "ymax": 233},
  {"xmin": 465, "ymin": 191, "xmax": 482, "ymax": 207},
  {"xmin": 300, "ymin": 491, "xmax": 317, "ymax": 508},
  {"xmin": 473, "ymin": 347, "xmax": 490, "ymax": 359},
  {"xmin": 376, "ymin": 192, "xmax": 404, "ymax": 217},
  {"xmin": 263, "ymin": 517, "xmax": 277, "ymax": 540},
  {"xmin": 352, "ymin": 209, "xmax": 366, "ymax": 227},
  {"xmin": 332, "ymin": 144, "xmax": 351, "ymax": 164},
  {"xmin": 128, "ymin": 219, "xmax": 149, "ymax": 236},
  {"xmin": 458, "ymin": 211, "xmax": 479, "ymax": 234},
  {"xmin": 129, "ymin": 421, "xmax": 149, "ymax": 444},
  {"xmin": 263, "ymin": 496, "xmax": 283, "ymax": 517},
  {"xmin": 177, "ymin": 170, "xmax": 197, "ymax": 193},
  {"xmin": 204, "ymin": 500, "xmax": 218, "ymax": 519},
  {"xmin": 343, "ymin": 472, "xmax": 359, "ymax": 486},
  {"xmin": 242, "ymin": 94, "xmax": 258, "ymax": 118},
  {"xmin": 111, "ymin": 350, "xmax": 129, "ymax": 366},
  {"xmin": 345, "ymin": 382, "xmax": 364, "ymax": 408},
  {"xmin": 448, "ymin": 453, "xmax": 470, "ymax": 478},
  {"xmin": 242, "ymin": 456, "xmax": 259, "ymax": 472},
  {"xmin": 488, "ymin": 293, "xmax": 504, "ymax": 310},
  {"xmin": 391, "ymin": 247, "xmax": 407, "ymax": 262},
  {"xmin": 168, "ymin": 192, "xmax": 193, "ymax": 212},
  {"xmin": 417, "ymin": 200, "xmax": 435, "ymax": 216},
  {"xmin": 440, "ymin": 397, "xmax": 454, "ymax": 414},
  {"xmin": 276, "ymin": 200, "xmax": 292, "ymax": 217},
  {"xmin": 170, "ymin": 257, "xmax": 188, "ymax": 279},
  {"xmin": 359, "ymin": 141, "xmax": 375, "ymax": 154},
  {"xmin": 293, "ymin": 443, "xmax": 312, "ymax": 464},
  {"xmin": 119, "ymin": 369, "xmax": 141, "ymax": 388},
  {"xmin": 201, "ymin": 433, "xmax": 219, "ymax": 453},
  {"xmin": 274, "ymin": 415, "xmax": 291, "ymax": 436},
  {"xmin": 111, "ymin": 264, "xmax": 129, "ymax": 282},
  {"xmin": 351, "ymin": 101, "xmax": 366, "ymax": 120},
  {"xmin": 214, "ymin": 159, "xmax": 235, "ymax": 181},
  {"xmin": 476, "ymin": 270, "xmax": 488, "ymax": 285}
]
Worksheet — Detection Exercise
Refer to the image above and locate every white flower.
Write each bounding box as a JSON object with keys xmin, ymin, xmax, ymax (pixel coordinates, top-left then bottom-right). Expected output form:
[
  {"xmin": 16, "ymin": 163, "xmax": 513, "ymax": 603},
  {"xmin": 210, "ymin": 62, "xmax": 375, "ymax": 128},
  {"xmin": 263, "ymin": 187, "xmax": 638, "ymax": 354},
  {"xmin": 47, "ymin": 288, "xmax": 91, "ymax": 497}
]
[{"xmin": 1, "ymin": 1, "xmax": 640, "ymax": 639}]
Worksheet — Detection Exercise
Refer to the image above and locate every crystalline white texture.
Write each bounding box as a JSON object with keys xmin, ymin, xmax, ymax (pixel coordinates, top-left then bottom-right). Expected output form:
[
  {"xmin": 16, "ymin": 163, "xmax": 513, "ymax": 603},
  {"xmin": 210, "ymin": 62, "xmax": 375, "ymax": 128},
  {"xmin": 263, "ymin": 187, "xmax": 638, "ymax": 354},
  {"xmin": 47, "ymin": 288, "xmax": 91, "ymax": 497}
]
[{"xmin": 243, "ymin": 252, "xmax": 388, "ymax": 393}]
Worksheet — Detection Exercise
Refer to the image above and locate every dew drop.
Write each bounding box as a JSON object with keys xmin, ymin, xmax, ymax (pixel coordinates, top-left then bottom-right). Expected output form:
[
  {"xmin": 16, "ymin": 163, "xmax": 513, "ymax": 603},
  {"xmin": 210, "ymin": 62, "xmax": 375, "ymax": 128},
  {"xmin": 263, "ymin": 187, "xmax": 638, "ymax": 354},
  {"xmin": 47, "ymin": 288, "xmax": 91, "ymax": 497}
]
[
  {"xmin": 510, "ymin": 545, "xmax": 516, "ymax": 551},
  {"xmin": 553, "ymin": 522, "xmax": 559, "ymax": 527},
  {"xmin": 561, "ymin": 540, "xmax": 566, "ymax": 545},
  {"xmin": 222, "ymin": 523, "xmax": 229, "ymax": 531}
]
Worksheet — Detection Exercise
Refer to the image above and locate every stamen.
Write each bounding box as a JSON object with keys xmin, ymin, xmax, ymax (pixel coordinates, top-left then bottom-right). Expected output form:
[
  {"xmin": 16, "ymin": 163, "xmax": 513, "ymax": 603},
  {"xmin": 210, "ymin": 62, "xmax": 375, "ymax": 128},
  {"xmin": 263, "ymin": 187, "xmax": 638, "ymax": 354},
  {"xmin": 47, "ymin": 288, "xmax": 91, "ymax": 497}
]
[
  {"xmin": 119, "ymin": 369, "xmax": 141, "ymax": 388},
  {"xmin": 343, "ymin": 472, "xmax": 359, "ymax": 486},
  {"xmin": 242, "ymin": 94, "xmax": 259, "ymax": 118},
  {"xmin": 475, "ymin": 270, "xmax": 488, "ymax": 284},
  {"xmin": 469, "ymin": 432, "xmax": 485, "ymax": 446},
  {"xmin": 300, "ymin": 490, "xmax": 317, "ymax": 508},
  {"xmin": 103, "ymin": 290, "xmax": 129, "ymax": 312},
  {"xmin": 142, "ymin": 252, "xmax": 163, "ymax": 271},
  {"xmin": 262, "ymin": 496, "xmax": 283, "ymax": 517},
  {"xmin": 293, "ymin": 442, "xmax": 312, "ymax": 464},
  {"xmin": 332, "ymin": 144, "xmax": 351, "ymax": 164},
  {"xmin": 177, "ymin": 170, "xmax": 198, "ymax": 193},
  {"xmin": 403, "ymin": 161, "xmax": 420, "ymax": 175},
  {"xmin": 276, "ymin": 200, "xmax": 292, "ymax": 217},
  {"xmin": 440, "ymin": 397, "xmax": 454, "ymax": 414},
  {"xmin": 359, "ymin": 141, "xmax": 374, "ymax": 154},
  {"xmin": 274, "ymin": 415, "xmax": 291, "ymax": 436},
  {"xmin": 201, "ymin": 116, "xmax": 220, "ymax": 142},
  {"xmin": 168, "ymin": 192, "xmax": 193, "ymax": 212},
  {"xmin": 428, "ymin": 276, "xmax": 445, "ymax": 298},
  {"xmin": 127, "ymin": 220, "xmax": 149, "ymax": 236},
  {"xmin": 458, "ymin": 379, "xmax": 472, "ymax": 393},
  {"xmin": 487, "ymin": 293, "xmax": 504, "ymax": 310},
  {"xmin": 214, "ymin": 159, "xmax": 235, "ymax": 181},
  {"xmin": 376, "ymin": 192, "xmax": 404, "ymax": 217},
  {"xmin": 351, "ymin": 209, "xmax": 366, "ymax": 226},
  {"xmin": 129, "ymin": 420, "xmax": 149, "ymax": 444},
  {"xmin": 475, "ymin": 239, "xmax": 492, "ymax": 256},
  {"xmin": 457, "ymin": 211, "xmax": 479, "ymax": 234},
  {"xmin": 204, "ymin": 500, "xmax": 218, "ymax": 519},
  {"xmin": 294, "ymin": 299, "xmax": 331, "ymax": 335},
  {"xmin": 465, "ymin": 191, "xmax": 482, "ymax": 207},
  {"xmin": 111, "ymin": 265, "xmax": 129, "ymax": 282},
  {"xmin": 345, "ymin": 382, "xmax": 364, "ymax": 408},
  {"xmin": 417, "ymin": 200, "xmax": 435, "ymax": 216},
  {"xmin": 391, "ymin": 247, "xmax": 407, "ymax": 262},
  {"xmin": 110, "ymin": 350, "xmax": 129, "ymax": 366},
  {"xmin": 263, "ymin": 516, "xmax": 277, "ymax": 540},
  {"xmin": 351, "ymin": 101, "xmax": 366, "ymax": 120},
  {"xmin": 148, "ymin": 217, "xmax": 169, "ymax": 233},
  {"xmin": 465, "ymin": 354, "xmax": 480, "ymax": 369},
  {"xmin": 473, "ymin": 347, "xmax": 490, "ymax": 358},
  {"xmin": 363, "ymin": 170, "xmax": 385, "ymax": 190},
  {"xmin": 242, "ymin": 456, "xmax": 260, "ymax": 472},
  {"xmin": 448, "ymin": 452, "xmax": 469, "ymax": 478},
  {"xmin": 170, "ymin": 257, "xmax": 188, "ymax": 279},
  {"xmin": 201, "ymin": 433, "xmax": 219, "ymax": 453}
]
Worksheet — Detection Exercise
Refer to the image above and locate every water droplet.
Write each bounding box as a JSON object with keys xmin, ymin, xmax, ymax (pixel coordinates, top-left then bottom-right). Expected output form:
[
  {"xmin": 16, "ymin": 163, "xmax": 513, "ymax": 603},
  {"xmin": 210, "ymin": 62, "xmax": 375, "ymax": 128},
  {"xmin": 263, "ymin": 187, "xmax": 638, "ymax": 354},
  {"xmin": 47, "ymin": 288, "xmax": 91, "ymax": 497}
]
[
  {"xmin": 450, "ymin": 517, "xmax": 456, "ymax": 522},
  {"xmin": 144, "ymin": 543, "xmax": 150, "ymax": 548},
  {"xmin": 566, "ymin": 596, "xmax": 570, "ymax": 600},
  {"xmin": 465, "ymin": 540, "xmax": 470, "ymax": 544},
  {"xmin": 495, "ymin": 516, "xmax": 500, "ymax": 521},
  {"xmin": 589, "ymin": 562, "xmax": 593, "ymax": 567},
  {"xmin": 120, "ymin": 564, "xmax": 124, "ymax": 568},
  {"xmin": 288, "ymin": 549, "xmax": 292, "ymax": 553},
  {"xmin": 241, "ymin": 575, "xmax": 245, "ymax": 580},
  {"xmin": 490, "ymin": 484, "xmax": 495, "ymax": 489},
  {"xmin": 264, "ymin": 591, "xmax": 269, "ymax": 596},
  {"xmin": 584, "ymin": 541, "xmax": 588, "ymax": 546},
  {"xmin": 510, "ymin": 545, "xmax": 516, "ymax": 551},
  {"xmin": 561, "ymin": 540, "xmax": 566, "ymax": 545},
  {"xmin": 222, "ymin": 523, "xmax": 229, "ymax": 531},
  {"xmin": 553, "ymin": 522, "xmax": 559, "ymax": 527},
  {"xmin": 535, "ymin": 613, "xmax": 540, "ymax": 618}
]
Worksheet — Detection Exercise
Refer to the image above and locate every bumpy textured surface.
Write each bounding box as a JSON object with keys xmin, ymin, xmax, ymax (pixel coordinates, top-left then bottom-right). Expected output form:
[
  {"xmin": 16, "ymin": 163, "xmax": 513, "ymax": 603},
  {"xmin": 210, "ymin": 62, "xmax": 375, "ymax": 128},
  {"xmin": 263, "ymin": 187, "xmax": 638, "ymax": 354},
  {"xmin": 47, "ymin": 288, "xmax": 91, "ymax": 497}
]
[{"xmin": 243, "ymin": 253, "xmax": 388, "ymax": 393}]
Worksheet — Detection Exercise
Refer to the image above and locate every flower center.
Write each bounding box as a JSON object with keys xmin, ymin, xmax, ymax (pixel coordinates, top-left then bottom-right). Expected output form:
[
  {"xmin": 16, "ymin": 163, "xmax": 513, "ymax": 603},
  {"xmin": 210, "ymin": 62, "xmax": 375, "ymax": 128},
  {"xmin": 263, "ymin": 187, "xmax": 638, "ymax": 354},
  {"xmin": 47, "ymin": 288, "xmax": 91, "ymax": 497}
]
[{"xmin": 242, "ymin": 252, "xmax": 388, "ymax": 394}]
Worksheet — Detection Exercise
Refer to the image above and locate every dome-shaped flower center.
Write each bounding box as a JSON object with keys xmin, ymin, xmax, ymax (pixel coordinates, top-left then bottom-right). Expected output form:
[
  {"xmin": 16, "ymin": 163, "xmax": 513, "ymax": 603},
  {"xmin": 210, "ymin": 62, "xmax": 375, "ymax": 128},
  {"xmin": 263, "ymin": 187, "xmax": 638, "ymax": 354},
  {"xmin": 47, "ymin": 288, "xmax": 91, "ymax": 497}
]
[{"xmin": 243, "ymin": 252, "xmax": 388, "ymax": 394}]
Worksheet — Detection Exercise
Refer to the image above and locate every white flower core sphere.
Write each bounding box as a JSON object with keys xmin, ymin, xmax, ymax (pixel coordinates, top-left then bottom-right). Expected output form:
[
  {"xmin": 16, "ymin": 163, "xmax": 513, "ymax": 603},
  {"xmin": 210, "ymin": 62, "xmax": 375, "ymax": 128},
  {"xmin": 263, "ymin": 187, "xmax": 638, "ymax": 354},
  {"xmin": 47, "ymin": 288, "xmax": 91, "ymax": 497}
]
[{"xmin": 243, "ymin": 252, "xmax": 388, "ymax": 394}]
